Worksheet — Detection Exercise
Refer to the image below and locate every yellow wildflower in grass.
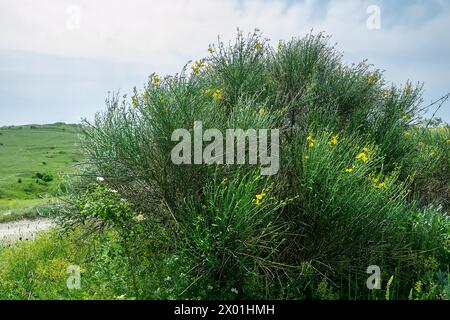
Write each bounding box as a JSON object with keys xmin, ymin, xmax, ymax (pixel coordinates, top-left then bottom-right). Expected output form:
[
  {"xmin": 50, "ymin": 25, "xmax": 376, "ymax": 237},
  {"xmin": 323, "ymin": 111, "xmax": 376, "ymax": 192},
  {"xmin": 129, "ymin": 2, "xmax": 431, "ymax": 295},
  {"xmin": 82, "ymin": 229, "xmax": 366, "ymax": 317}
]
[
  {"xmin": 446, "ymin": 138, "xmax": 450, "ymax": 144},
  {"xmin": 356, "ymin": 152, "xmax": 369, "ymax": 164},
  {"xmin": 255, "ymin": 41, "xmax": 263, "ymax": 50},
  {"xmin": 151, "ymin": 75, "xmax": 161, "ymax": 85},
  {"xmin": 376, "ymin": 182, "xmax": 387, "ymax": 189},
  {"xmin": 362, "ymin": 147, "xmax": 369, "ymax": 152},
  {"xmin": 367, "ymin": 75, "xmax": 376, "ymax": 86},
  {"xmin": 345, "ymin": 167, "xmax": 354, "ymax": 173},
  {"xmin": 328, "ymin": 134, "xmax": 339, "ymax": 146},
  {"xmin": 259, "ymin": 107, "xmax": 265, "ymax": 116},
  {"xmin": 304, "ymin": 155, "xmax": 310, "ymax": 160},
  {"xmin": 255, "ymin": 193, "xmax": 266, "ymax": 200},
  {"xmin": 403, "ymin": 189, "xmax": 412, "ymax": 198},
  {"xmin": 212, "ymin": 89, "xmax": 222, "ymax": 101},
  {"xmin": 403, "ymin": 131, "xmax": 412, "ymax": 137},
  {"xmin": 208, "ymin": 46, "xmax": 215, "ymax": 54},
  {"xmin": 306, "ymin": 134, "xmax": 316, "ymax": 148},
  {"xmin": 414, "ymin": 280, "xmax": 423, "ymax": 293},
  {"xmin": 254, "ymin": 192, "xmax": 267, "ymax": 206},
  {"xmin": 143, "ymin": 91, "xmax": 149, "ymax": 99},
  {"xmin": 402, "ymin": 114, "xmax": 409, "ymax": 121}
]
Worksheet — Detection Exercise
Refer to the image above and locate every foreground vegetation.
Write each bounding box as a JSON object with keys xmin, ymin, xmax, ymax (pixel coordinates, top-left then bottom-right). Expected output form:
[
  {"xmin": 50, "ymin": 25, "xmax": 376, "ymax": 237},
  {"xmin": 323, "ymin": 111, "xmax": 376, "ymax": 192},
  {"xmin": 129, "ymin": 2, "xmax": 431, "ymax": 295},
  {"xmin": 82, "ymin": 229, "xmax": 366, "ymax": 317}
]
[{"xmin": 0, "ymin": 31, "xmax": 449, "ymax": 300}]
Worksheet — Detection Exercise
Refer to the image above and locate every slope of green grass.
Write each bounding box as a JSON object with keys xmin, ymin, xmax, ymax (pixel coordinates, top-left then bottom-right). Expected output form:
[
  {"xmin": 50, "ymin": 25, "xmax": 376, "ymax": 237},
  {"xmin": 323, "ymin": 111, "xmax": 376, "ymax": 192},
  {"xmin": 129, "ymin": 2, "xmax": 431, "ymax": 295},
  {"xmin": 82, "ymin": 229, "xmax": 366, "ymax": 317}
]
[{"xmin": 0, "ymin": 123, "xmax": 83, "ymax": 221}]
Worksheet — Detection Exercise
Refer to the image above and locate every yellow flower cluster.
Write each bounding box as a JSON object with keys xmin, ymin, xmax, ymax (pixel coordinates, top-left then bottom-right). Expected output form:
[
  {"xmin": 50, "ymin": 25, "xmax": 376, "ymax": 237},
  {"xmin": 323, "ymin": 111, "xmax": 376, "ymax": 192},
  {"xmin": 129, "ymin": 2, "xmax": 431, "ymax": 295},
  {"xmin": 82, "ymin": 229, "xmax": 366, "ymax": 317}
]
[
  {"xmin": 369, "ymin": 172, "xmax": 389, "ymax": 190},
  {"xmin": 212, "ymin": 89, "xmax": 222, "ymax": 102},
  {"xmin": 254, "ymin": 192, "xmax": 267, "ymax": 206},
  {"xmin": 367, "ymin": 75, "xmax": 376, "ymax": 86},
  {"xmin": 328, "ymin": 134, "xmax": 339, "ymax": 146},
  {"xmin": 203, "ymin": 88, "xmax": 223, "ymax": 102},
  {"xmin": 192, "ymin": 60, "xmax": 206, "ymax": 75},
  {"xmin": 151, "ymin": 74, "xmax": 161, "ymax": 85},
  {"xmin": 306, "ymin": 134, "xmax": 316, "ymax": 148},
  {"xmin": 255, "ymin": 41, "xmax": 263, "ymax": 50},
  {"xmin": 356, "ymin": 152, "xmax": 369, "ymax": 164},
  {"xmin": 208, "ymin": 46, "xmax": 215, "ymax": 54}
]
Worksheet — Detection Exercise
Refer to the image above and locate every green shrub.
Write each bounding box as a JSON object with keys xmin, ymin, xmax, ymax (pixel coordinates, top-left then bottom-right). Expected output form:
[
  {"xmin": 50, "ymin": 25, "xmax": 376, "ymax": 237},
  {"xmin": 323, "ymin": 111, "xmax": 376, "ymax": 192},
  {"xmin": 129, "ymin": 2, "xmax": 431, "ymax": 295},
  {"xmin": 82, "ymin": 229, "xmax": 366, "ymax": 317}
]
[{"xmin": 58, "ymin": 30, "xmax": 449, "ymax": 300}]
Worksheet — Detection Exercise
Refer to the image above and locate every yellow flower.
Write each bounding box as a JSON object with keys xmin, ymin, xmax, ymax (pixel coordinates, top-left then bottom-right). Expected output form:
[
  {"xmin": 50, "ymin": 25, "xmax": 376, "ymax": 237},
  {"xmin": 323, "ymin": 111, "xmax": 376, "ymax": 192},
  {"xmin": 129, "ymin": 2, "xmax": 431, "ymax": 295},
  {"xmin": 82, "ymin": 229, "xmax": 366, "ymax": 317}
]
[
  {"xmin": 255, "ymin": 41, "xmax": 263, "ymax": 50},
  {"xmin": 367, "ymin": 75, "xmax": 376, "ymax": 86},
  {"xmin": 306, "ymin": 134, "xmax": 316, "ymax": 148},
  {"xmin": 259, "ymin": 108, "xmax": 265, "ymax": 116},
  {"xmin": 402, "ymin": 114, "xmax": 409, "ymax": 121},
  {"xmin": 212, "ymin": 89, "xmax": 222, "ymax": 101},
  {"xmin": 304, "ymin": 155, "xmax": 310, "ymax": 160},
  {"xmin": 376, "ymin": 182, "xmax": 387, "ymax": 189},
  {"xmin": 203, "ymin": 88, "xmax": 212, "ymax": 95},
  {"xmin": 131, "ymin": 95, "xmax": 138, "ymax": 107},
  {"xmin": 151, "ymin": 75, "xmax": 161, "ymax": 85},
  {"xmin": 143, "ymin": 91, "xmax": 149, "ymax": 99},
  {"xmin": 446, "ymin": 138, "xmax": 450, "ymax": 144},
  {"xmin": 345, "ymin": 167, "xmax": 354, "ymax": 173},
  {"xmin": 306, "ymin": 134, "xmax": 315, "ymax": 142},
  {"xmin": 255, "ymin": 193, "xmax": 266, "ymax": 200},
  {"xmin": 208, "ymin": 46, "xmax": 215, "ymax": 54},
  {"xmin": 414, "ymin": 280, "xmax": 423, "ymax": 293},
  {"xmin": 403, "ymin": 189, "xmax": 412, "ymax": 197},
  {"xmin": 362, "ymin": 147, "xmax": 369, "ymax": 152},
  {"xmin": 403, "ymin": 131, "xmax": 412, "ymax": 137},
  {"xmin": 191, "ymin": 65, "xmax": 200, "ymax": 75},
  {"xmin": 356, "ymin": 152, "xmax": 369, "ymax": 164},
  {"xmin": 328, "ymin": 134, "xmax": 339, "ymax": 146},
  {"xmin": 195, "ymin": 60, "xmax": 204, "ymax": 68}
]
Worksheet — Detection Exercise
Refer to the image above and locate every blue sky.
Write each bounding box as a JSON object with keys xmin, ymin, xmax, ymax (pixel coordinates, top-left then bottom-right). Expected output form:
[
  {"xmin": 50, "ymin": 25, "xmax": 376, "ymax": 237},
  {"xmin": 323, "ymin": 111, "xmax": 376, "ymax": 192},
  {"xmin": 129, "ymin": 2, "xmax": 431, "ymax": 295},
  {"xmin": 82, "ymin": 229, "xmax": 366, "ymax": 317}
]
[{"xmin": 0, "ymin": 0, "xmax": 449, "ymax": 125}]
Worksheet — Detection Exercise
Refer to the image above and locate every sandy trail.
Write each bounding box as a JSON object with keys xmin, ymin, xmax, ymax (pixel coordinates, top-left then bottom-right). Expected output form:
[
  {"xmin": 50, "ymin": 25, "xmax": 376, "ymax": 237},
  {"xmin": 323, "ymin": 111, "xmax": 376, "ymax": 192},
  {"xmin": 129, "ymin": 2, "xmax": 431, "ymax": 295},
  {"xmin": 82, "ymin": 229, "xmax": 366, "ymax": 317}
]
[{"xmin": 0, "ymin": 219, "xmax": 53, "ymax": 246}]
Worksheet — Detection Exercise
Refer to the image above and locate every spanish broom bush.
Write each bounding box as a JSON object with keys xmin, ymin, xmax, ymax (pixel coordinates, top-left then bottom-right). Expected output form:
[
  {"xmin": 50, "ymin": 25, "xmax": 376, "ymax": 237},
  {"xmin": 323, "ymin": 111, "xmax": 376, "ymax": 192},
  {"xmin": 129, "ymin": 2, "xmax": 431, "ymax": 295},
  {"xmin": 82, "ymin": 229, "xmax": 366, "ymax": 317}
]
[{"xmin": 54, "ymin": 30, "xmax": 449, "ymax": 300}]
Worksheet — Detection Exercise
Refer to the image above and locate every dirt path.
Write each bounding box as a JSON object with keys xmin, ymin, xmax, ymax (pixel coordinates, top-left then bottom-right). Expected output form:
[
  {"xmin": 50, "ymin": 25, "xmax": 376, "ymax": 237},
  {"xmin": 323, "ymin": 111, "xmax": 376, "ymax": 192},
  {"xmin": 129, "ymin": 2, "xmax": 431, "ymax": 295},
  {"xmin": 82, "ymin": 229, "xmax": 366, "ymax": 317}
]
[{"xmin": 0, "ymin": 218, "xmax": 53, "ymax": 246}]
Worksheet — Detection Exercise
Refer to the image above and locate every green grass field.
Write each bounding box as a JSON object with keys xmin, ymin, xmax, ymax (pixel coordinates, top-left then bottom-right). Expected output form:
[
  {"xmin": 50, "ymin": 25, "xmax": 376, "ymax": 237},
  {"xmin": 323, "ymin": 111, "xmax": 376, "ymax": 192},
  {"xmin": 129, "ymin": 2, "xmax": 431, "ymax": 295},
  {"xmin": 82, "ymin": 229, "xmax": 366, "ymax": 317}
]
[{"xmin": 0, "ymin": 123, "xmax": 83, "ymax": 222}]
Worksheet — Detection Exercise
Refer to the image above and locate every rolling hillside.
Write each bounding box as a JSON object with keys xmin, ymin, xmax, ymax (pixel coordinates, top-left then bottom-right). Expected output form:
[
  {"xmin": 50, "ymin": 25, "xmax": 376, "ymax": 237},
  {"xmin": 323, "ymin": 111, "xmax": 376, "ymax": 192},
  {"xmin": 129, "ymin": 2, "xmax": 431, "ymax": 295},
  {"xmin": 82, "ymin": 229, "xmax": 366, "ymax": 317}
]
[{"xmin": 0, "ymin": 123, "xmax": 83, "ymax": 222}]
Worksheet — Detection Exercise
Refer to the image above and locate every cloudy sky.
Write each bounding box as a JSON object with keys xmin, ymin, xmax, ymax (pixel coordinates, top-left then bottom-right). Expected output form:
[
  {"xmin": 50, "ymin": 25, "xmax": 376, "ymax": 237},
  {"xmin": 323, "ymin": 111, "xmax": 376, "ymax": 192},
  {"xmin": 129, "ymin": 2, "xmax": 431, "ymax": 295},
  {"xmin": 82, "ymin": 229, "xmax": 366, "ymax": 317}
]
[{"xmin": 1, "ymin": 0, "xmax": 449, "ymax": 125}]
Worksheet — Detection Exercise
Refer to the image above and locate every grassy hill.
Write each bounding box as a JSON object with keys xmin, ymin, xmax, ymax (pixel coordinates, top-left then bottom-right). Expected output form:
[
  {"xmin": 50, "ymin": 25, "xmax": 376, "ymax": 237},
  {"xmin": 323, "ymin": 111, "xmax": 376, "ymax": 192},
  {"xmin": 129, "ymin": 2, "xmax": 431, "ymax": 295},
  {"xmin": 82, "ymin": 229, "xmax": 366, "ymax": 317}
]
[{"xmin": 0, "ymin": 123, "xmax": 83, "ymax": 222}]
